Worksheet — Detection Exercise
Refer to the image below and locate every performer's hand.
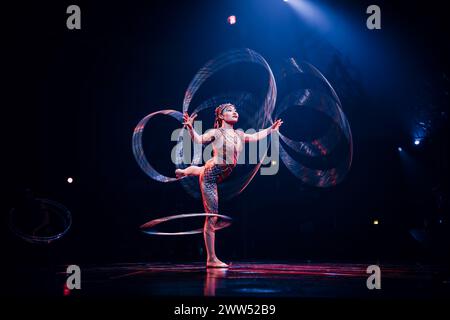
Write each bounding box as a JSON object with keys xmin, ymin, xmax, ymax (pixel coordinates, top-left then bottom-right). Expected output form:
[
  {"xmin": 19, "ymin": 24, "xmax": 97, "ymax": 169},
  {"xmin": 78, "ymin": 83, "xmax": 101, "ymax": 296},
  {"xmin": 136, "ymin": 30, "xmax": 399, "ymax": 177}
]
[
  {"xmin": 271, "ymin": 118, "xmax": 283, "ymax": 132},
  {"xmin": 183, "ymin": 112, "xmax": 198, "ymax": 129}
]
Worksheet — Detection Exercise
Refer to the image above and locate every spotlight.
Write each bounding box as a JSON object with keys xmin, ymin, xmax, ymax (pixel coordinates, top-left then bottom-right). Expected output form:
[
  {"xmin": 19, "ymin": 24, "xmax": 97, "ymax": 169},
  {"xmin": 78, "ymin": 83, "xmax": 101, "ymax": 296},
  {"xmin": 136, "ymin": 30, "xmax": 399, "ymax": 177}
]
[
  {"xmin": 414, "ymin": 139, "xmax": 420, "ymax": 146},
  {"xmin": 398, "ymin": 147, "xmax": 403, "ymax": 152},
  {"xmin": 67, "ymin": 177, "xmax": 73, "ymax": 184},
  {"xmin": 227, "ymin": 15, "xmax": 236, "ymax": 25},
  {"xmin": 373, "ymin": 219, "xmax": 379, "ymax": 225}
]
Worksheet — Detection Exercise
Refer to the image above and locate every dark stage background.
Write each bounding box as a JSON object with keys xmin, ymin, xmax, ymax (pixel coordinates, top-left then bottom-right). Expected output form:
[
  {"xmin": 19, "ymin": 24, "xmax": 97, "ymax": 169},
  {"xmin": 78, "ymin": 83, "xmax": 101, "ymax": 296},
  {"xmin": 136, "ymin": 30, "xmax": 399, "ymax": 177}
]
[{"xmin": 4, "ymin": 0, "xmax": 449, "ymax": 269}]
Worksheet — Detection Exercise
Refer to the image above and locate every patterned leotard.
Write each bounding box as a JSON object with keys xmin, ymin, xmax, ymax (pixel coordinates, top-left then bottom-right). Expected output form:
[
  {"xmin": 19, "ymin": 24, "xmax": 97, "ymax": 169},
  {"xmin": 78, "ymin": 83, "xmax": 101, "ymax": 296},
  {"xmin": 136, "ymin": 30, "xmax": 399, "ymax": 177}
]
[{"xmin": 199, "ymin": 128, "xmax": 241, "ymax": 215}]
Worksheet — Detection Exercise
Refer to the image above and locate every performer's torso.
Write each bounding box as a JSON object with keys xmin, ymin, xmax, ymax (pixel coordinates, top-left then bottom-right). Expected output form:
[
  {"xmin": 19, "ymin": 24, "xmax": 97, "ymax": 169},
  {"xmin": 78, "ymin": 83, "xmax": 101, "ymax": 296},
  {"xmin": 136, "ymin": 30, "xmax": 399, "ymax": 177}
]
[{"xmin": 211, "ymin": 128, "xmax": 243, "ymax": 166}]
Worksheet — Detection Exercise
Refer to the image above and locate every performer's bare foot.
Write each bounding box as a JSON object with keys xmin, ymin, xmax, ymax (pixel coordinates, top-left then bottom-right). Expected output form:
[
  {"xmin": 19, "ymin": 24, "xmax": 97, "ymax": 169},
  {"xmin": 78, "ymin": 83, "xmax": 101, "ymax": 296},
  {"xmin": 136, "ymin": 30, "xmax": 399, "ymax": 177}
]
[
  {"xmin": 207, "ymin": 258, "xmax": 229, "ymax": 268},
  {"xmin": 175, "ymin": 169, "xmax": 185, "ymax": 179}
]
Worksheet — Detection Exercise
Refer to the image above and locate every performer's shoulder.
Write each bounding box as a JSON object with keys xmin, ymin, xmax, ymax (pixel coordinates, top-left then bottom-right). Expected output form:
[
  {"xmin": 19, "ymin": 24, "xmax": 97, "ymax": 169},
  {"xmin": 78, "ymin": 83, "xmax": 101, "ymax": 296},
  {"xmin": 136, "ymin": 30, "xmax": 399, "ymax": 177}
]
[
  {"xmin": 205, "ymin": 128, "xmax": 219, "ymax": 139},
  {"xmin": 205, "ymin": 128, "xmax": 218, "ymax": 134}
]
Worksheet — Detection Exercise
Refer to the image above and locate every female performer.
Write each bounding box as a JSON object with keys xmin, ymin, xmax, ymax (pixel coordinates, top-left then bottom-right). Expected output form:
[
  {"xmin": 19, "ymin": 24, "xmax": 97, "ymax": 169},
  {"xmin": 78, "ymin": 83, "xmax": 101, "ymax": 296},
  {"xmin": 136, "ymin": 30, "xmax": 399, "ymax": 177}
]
[{"xmin": 176, "ymin": 103, "xmax": 283, "ymax": 268}]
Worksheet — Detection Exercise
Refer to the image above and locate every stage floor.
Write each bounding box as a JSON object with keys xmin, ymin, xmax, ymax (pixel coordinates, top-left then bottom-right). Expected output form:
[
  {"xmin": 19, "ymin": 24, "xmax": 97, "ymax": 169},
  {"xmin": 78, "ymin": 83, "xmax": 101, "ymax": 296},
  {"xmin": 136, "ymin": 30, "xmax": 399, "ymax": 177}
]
[{"xmin": 8, "ymin": 261, "xmax": 447, "ymax": 299}]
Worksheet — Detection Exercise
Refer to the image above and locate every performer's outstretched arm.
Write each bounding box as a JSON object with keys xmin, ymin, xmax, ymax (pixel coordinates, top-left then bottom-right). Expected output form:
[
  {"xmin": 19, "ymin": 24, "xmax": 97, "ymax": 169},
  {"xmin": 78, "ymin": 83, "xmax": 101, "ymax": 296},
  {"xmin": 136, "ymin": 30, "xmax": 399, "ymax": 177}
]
[
  {"xmin": 183, "ymin": 112, "xmax": 216, "ymax": 144},
  {"xmin": 242, "ymin": 119, "xmax": 283, "ymax": 143}
]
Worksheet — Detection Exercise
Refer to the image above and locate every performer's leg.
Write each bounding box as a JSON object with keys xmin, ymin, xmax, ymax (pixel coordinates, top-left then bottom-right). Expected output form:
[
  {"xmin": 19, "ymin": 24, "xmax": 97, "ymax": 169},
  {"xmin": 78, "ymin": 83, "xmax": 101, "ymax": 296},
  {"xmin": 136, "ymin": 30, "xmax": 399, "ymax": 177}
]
[
  {"xmin": 200, "ymin": 168, "xmax": 228, "ymax": 268},
  {"xmin": 175, "ymin": 165, "xmax": 203, "ymax": 179}
]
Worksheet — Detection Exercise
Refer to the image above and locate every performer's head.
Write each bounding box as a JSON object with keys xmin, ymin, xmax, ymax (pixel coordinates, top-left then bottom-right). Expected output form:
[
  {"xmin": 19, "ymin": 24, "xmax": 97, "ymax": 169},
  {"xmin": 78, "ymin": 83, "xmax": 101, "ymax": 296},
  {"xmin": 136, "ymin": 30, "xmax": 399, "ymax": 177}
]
[{"xmin": 214, "ymin": 103, "xmax": 239, "ymax": 128}]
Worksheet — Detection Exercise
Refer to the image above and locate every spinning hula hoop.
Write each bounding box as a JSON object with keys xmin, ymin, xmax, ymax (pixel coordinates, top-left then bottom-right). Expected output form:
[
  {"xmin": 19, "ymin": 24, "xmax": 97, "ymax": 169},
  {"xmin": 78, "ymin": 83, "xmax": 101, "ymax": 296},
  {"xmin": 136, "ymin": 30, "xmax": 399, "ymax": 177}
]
[{"xmin": 140, "ymin": 213, "xmax": 232, "ymax": 236}]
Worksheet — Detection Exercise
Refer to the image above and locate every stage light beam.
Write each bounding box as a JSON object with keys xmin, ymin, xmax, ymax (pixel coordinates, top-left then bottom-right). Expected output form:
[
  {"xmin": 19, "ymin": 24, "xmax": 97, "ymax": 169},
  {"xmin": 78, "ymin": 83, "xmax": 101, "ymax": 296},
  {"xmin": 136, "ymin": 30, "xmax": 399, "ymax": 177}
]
[{"xmin": 284, "ymin": 0, "xmax": 329, "ymax": 30}]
